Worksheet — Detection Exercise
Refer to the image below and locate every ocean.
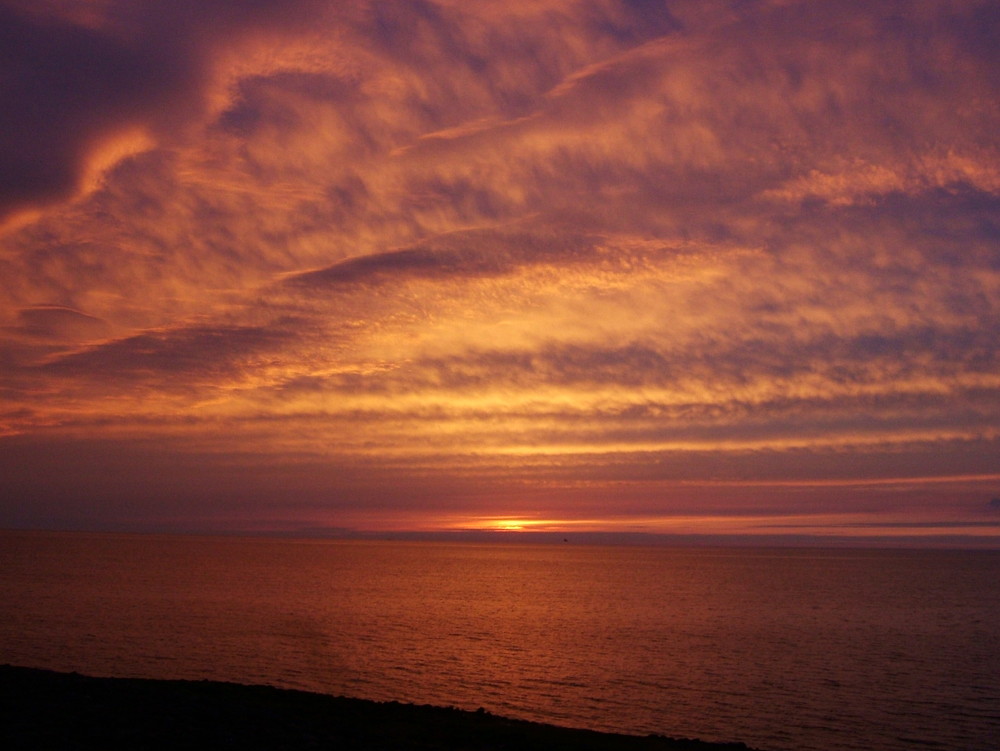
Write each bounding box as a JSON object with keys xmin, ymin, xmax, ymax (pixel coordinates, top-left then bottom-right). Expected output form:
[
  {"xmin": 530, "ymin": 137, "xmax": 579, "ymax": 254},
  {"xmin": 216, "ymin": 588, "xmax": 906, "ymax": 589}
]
[{"xmin": 1, "ymin": 530, "xmax": 997, "ymax": 751}]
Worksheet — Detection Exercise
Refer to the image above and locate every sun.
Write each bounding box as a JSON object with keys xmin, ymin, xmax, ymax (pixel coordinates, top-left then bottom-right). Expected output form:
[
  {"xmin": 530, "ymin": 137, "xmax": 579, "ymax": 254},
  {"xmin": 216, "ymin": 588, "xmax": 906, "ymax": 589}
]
[
  {"xmin": 495, "ymin": 520, "xmax": 527, "ymax": 531},
  {"xmin": 443, "ymin": 515, "xmax": 575, "ymax": 533},
  {"xmin": 453, "ymin": 516, "xmax": 541, "ymax": 532}
]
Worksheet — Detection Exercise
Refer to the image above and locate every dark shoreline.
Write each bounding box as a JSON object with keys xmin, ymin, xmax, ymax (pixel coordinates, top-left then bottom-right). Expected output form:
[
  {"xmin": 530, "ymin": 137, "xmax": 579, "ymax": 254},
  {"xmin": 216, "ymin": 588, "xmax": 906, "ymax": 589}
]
[{"xmin": 1, "ymin": 665, "xmax": 758, "ymax": 750}]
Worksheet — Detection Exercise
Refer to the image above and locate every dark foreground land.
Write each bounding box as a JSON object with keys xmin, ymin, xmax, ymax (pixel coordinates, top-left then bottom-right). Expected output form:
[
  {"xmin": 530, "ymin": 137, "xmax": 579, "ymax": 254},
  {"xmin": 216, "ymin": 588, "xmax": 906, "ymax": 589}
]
[{"xmin": 0, "ymin": 665, "xmax": 757, "ymax": 750}]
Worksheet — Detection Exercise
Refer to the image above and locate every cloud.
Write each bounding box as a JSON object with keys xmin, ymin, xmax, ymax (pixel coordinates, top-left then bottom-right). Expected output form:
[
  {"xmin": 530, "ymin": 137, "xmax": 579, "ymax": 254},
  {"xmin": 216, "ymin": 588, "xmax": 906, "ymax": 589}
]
[
  {"xmin": 40, "ymin": 321, "xmax": 292, "ymax": 387},
  {"xmin": 0, "ymin": 0, "xmax": 328, "ymax": 222},
  {"xmin": 287, "ymin": 242, "xmax": 514, "ymax": 288},
  {"xmin": 9, "ymin": 305, "xmax": 110, "ymax": 341},
  {"xmin": 0, "ymin": 0, "xmax": 998, "ymax": 536},
  {"xmin": 285, "ymin": 227, "xmax": 609, "ymax": 289}
]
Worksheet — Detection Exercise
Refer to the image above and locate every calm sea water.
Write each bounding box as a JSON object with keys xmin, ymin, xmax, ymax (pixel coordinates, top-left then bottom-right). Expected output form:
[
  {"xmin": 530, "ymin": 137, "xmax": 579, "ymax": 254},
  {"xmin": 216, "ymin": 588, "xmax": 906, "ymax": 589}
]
[{"xmin": 1, "ymin": 531, "xmax": 997, "ymax": 751}]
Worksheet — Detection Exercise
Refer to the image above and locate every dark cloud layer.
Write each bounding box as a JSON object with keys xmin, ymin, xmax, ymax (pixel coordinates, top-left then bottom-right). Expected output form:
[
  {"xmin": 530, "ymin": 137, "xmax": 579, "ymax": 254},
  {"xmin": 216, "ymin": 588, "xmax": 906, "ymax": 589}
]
[
  {"xmin": 287, "ymin": 229, "xmax": 604, "ymax": 288},
  {"xmin": 10, "ymin": 305, "xmax": 109, "ymax": 341},
  {"xmin": 42, "ymin": 323, "xmax": 289, "ymax": 383},
  {"xmin": 0, "ymin": 0, "xmax": 325, "ymax": 219}
]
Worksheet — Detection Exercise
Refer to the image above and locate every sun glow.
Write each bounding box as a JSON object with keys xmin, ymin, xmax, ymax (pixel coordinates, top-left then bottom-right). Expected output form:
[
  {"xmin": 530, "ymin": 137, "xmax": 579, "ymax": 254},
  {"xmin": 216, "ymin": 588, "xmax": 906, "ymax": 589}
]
[
  {"xmin": 458, "ymin": 516, "xmax": 563, "ymax": 532},
  {"xmin": 487, "ymin": 517, "xmax": 545, "ymax": 532},
  {"xmin": 495, "ymin": 520, "xmax": 527, "ymax": 531}
]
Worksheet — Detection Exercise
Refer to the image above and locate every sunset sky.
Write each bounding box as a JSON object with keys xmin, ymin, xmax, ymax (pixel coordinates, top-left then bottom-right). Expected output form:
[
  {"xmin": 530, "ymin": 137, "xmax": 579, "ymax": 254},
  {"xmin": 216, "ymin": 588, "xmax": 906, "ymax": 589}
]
[{"xmin": 1, "ymin": 0, "xmax": 998, "ymax": 544}]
